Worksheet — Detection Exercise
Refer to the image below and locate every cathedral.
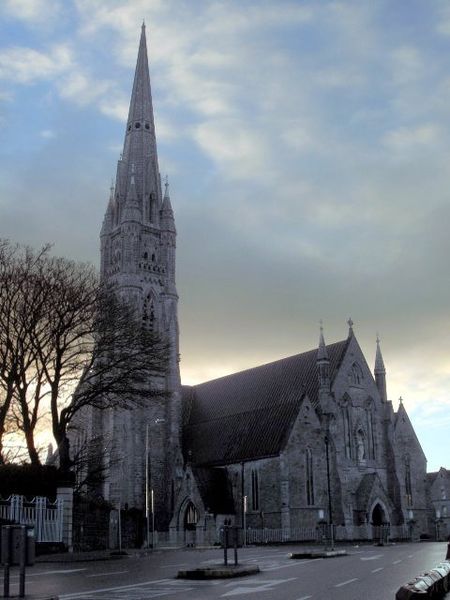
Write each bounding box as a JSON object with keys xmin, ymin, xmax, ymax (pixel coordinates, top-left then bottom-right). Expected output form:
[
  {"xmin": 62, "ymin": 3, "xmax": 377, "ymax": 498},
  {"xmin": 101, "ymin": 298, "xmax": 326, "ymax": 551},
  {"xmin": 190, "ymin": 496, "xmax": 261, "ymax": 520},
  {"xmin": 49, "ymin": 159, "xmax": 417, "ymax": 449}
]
[{"xmin": 89, "ymin": 25, "xmax": 429, "ymax": 543}]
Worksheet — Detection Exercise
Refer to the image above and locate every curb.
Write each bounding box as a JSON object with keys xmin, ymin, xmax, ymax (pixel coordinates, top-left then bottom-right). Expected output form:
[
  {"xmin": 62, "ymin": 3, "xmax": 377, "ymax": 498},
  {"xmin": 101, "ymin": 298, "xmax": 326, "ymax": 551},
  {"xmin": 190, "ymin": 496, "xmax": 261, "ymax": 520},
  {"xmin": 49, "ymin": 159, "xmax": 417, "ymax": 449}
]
[
  {"xmin": 177, "ymin": 565, "xmax": 260, "ymax": 579},
  {"xmin": 395, "ymin": 560, "xmax": 450, "ymax": 599},
  {"xmin": 290, "ymin": 550, "xmax": 348, "ymax": 559}
]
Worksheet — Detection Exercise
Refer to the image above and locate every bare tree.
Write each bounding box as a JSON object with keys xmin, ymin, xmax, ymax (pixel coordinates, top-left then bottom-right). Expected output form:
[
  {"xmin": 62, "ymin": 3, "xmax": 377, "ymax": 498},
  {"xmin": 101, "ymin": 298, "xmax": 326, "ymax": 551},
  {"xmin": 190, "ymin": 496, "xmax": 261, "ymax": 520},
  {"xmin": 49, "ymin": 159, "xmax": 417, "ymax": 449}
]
[
  {"xmin": 0, "ymin": 241, "xmax": 51, "ymax": 463},
  {"xmin": 0, "ymin": 240, "xmax": 169, "ymax": 471}
]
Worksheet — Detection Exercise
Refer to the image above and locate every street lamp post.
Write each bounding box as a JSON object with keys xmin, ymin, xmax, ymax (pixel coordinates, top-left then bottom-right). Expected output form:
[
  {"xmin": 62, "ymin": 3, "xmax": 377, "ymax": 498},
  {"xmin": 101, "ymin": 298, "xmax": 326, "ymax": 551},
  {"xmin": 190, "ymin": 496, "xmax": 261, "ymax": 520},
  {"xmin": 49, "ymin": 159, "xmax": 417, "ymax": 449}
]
[
  {"xmin": 145, "ymin": 424, "xmax": 150, "ymax": 549},
  {"xmin": 243, "ymin": 495, "xmax": 248, "ymax": 547},
  {"xmin": 324, "ymin": 435, "xmax": 334, "ymax": 551}
]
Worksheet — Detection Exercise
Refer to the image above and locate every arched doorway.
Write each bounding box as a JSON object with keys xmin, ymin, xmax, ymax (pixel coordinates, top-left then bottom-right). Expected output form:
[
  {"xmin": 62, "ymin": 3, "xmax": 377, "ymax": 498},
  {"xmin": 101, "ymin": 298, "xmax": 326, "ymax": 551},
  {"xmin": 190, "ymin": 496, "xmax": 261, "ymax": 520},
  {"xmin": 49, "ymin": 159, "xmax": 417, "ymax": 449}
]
[
  {"xmin": 371, "ymin": 502, "xmax": 389, "ymax": 543},
  {"xmin": 371, "ymin": 503, "xmax": 386, "ymax": 526},
  {"xmin": 183, "ymin": 502, "xmax": 199, "ymax": 547}
]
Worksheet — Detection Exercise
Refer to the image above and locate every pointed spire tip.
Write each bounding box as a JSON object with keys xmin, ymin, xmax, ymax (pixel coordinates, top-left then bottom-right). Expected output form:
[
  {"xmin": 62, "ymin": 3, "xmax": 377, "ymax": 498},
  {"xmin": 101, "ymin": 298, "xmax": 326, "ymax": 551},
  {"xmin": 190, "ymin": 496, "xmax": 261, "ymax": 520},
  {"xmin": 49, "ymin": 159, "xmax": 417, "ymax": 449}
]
[{"xmin": 317, "ymin": 319, "xmax": 329, "ymax": 361}]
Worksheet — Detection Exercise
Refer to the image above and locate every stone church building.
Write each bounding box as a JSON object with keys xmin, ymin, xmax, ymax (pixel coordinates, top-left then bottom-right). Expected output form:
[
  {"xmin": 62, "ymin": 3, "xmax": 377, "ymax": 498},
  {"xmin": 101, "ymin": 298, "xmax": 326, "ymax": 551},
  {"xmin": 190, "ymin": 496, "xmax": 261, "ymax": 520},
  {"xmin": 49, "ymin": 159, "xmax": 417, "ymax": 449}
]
[{"xmin": 84, "ymin": 25, "xmax": 429, "ymax": 543}]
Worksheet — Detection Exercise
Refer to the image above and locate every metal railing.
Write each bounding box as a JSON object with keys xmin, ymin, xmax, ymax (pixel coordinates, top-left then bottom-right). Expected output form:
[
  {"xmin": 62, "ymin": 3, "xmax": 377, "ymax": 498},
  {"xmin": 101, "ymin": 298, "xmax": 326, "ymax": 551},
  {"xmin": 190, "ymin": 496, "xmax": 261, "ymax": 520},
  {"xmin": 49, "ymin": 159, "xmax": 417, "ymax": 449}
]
[{"xmin": 0, "ymin": 494, "xmax": 63, "ymax": 542}]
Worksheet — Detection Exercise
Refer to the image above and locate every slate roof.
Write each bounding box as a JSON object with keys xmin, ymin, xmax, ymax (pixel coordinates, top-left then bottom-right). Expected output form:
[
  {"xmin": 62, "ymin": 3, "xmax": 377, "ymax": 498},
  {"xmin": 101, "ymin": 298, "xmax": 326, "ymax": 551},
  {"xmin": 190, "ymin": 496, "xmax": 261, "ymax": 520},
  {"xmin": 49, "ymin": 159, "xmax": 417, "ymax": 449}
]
[
  {"xmin": 192, "ymin": 467, "xmax": 235, "ymax": 515},
  {"xmin": 183, "ymin": 339, "xmax": 349, "ymax": 466}
]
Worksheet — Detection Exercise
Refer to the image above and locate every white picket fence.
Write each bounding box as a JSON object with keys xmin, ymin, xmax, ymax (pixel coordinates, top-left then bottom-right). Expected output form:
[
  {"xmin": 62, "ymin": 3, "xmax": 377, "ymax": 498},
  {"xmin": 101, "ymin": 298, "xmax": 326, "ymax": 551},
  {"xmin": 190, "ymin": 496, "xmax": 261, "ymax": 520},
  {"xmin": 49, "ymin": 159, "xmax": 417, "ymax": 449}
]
[{"xmin": 0, "ymin": 494, "xmax": 63, "ymax": 542}]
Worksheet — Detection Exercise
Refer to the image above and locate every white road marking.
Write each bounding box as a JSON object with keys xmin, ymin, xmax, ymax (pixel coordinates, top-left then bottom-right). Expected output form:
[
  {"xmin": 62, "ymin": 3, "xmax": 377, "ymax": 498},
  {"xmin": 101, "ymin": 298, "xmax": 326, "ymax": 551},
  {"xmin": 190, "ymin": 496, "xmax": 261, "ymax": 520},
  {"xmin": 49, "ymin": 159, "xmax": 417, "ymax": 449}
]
[
  {"xmin": 408, "ymin": 555, "xmax": 414, "ymax": 558},
  {"xmin": 265, "ymin": 561, "xmax": 309, "ymax": 571},
  {"xmin": 360, "ymin": 554, "xmax": 382, "ymax": 561},
  {"xmin": 372, "ymin": 567, "xmax": 384, "ymax": 573},
  {"xmin": 222, "ymin": 577, "xmax": 297, "ymax": 597},
  {"xmin": 335, "ymin": 578, "xmax": 358, "ymax": 587},
  {"xmin": 59, "ymin": 579, "xmax": 171, "ymax": 599},
  {"xmin": 393, "ymin": 559, "xmax": 402, "ymax": 564},
  {"xmin": 296, "ymin": 596, "xmax": 313, "ymax": 600},
  {"xmin": 21, "ymin": 568, "xmax": 87, "ymax": 577},
  {"xmin": 86, "ymin": 570, "xmax": 129, "ymax": 578}
]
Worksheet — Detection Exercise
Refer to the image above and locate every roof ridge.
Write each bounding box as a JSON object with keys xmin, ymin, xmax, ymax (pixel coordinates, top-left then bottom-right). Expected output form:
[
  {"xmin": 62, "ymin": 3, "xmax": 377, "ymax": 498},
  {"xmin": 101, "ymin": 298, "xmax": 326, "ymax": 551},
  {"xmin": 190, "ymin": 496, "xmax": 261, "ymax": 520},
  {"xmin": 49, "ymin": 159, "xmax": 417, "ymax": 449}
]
[{"xmin": 193, "ymin": 338, "xmax": 349, "ymax": 388}]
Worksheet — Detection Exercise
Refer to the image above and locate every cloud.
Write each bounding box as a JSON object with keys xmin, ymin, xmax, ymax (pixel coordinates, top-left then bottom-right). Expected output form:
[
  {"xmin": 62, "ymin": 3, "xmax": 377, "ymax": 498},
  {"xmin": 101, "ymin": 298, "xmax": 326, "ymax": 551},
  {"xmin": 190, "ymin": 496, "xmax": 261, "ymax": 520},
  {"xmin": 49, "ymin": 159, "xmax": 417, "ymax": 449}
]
[
  {"xmin": 2, "ymin": 0, "xmax": 62, "ymax": 25},
  {"xmin": 0, "ymin": 90, "xmax": 13, "ymax": 102},
  {"xmin": 390, "ymin": 46, "xmax": 425, "ymax": 85},
  {"xmin": 0, "ymin": 44, "xmax": 73, "ymax": 84},
  {"xmin": 40, "ymin": 129, "xmax": 56, "ymax": 138},
  {"xmin": 193, "ymin": 119, "xmax": 270, "ymax": 181},
  {"xmin": 58, "ymin": 71, "xmax": 112, "ymax": 106},
  {"xmin": 382, "ymin": 124, "xmax": 440, "ymax": 155}
]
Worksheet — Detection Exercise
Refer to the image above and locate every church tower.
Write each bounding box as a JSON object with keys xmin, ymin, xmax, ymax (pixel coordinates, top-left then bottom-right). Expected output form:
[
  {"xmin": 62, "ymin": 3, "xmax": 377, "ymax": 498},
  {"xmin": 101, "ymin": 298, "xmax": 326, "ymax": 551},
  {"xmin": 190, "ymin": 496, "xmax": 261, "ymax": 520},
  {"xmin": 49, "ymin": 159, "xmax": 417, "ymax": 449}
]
[{"xmin": 99, "ymin": 24, "xmax": 181, "ymax": 527}]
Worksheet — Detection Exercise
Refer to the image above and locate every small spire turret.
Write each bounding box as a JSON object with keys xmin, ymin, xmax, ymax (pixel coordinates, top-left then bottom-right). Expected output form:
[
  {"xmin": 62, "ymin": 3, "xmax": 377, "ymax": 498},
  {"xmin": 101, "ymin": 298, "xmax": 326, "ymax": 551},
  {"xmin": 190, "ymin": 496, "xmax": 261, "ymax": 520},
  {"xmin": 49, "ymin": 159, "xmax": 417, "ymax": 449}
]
[
  {"xmin": 317, "ymin": 320, "xmax": 330, "ymax": 390},
  {"xmin": 374, "ymin": 334, "xmax": 387, "ymax": 402},
  {"xmin": 122, "ymin": 164, "xmax": 141, "ymax": 223},
  {"xmin": 100, "ymin": 180, "xmax": 115, "ymax": 236}
]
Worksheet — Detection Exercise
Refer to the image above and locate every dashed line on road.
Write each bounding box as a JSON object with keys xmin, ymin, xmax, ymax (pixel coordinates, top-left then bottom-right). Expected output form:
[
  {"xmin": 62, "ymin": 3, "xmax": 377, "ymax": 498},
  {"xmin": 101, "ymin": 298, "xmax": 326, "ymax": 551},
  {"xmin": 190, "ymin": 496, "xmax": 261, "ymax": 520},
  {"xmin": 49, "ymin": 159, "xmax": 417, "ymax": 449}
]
[
  {"xmin": 334, "ymin": 578, "xmax": 358, "ymax": 587},
  {"xmin": 86, "ymin": 570, "xmax": 129, "ymax": 578},
  {"xmin": 393, "ymin": 560, "xmax": 402, "ymax": 564},
  {"xmin": 296, "ymin": 596, "xmax": 313, "ymax": 599},
  {"xmin": 372, "ymin": 567, "xmax": 384, "ymax": 573}
]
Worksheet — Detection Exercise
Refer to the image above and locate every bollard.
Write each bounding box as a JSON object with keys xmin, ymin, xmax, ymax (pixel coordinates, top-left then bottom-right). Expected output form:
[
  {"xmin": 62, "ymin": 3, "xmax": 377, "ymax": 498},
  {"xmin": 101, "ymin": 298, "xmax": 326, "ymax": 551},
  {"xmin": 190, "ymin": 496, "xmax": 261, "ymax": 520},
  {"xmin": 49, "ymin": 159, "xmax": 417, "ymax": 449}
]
[
  {"xmin": 446, "ymin": 539, "xmax": 450, "ymax": 560},
  {"xmin": 2, "ymin": 526, "xmax": 11, "ymax": 599},
  {"xmin": 19, "ymin": 525, "xmax": 26, "ymax": 598},
  {"xmin": 223, "ymin": 526, "xmax": 228, "ymax": 566}
]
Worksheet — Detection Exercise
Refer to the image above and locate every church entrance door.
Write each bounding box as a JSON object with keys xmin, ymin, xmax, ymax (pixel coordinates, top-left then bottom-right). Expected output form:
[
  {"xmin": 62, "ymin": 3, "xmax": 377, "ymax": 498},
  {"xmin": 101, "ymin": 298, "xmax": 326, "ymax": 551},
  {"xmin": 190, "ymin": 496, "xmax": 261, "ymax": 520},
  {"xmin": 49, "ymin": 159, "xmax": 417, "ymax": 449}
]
[
  {"xmin": 371, "ymin": 503, "xmax": 389, "ymax": 543},
  {"xmin": 184, "ymin": 502, "xmax": 199, "ymax": 547}
]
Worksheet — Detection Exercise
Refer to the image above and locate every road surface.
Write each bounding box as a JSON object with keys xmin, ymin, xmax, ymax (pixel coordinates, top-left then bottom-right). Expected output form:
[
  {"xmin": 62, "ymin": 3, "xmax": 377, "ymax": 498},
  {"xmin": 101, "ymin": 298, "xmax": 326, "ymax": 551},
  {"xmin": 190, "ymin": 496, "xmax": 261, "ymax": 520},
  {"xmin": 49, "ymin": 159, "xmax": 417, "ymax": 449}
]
[{"xmin": 1, "ymin": 541, "xmax": 447, "ymax": 599}]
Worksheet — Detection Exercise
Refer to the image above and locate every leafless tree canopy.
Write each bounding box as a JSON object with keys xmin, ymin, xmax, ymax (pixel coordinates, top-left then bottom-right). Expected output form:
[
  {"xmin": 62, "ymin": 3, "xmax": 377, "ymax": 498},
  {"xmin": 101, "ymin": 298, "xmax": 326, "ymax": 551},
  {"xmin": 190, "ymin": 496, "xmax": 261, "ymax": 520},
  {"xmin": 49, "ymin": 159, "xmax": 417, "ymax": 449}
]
[{"xmin": 0, "ymin": 240, "xmax": 169, "ymax": 473}]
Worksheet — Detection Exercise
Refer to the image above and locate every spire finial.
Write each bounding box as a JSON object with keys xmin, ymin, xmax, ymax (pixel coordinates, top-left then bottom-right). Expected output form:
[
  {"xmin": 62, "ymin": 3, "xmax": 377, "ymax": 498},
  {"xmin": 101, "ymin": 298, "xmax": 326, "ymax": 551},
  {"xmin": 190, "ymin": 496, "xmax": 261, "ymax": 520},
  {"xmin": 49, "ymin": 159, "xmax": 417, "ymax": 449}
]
[
  {"xmin": 317, "ymin": 319, "xmax": 329, "ymax": 361},
  {"xmin": 347, "ymin": 317, "xmax": 354, "ymax": 337},
  {"xmin": 399, "ymin": 396, "xmax": 403, "ymax": 405},
  {"xmin": 164, "ymin": 174, "xmax": 169, "ymax": 195}
]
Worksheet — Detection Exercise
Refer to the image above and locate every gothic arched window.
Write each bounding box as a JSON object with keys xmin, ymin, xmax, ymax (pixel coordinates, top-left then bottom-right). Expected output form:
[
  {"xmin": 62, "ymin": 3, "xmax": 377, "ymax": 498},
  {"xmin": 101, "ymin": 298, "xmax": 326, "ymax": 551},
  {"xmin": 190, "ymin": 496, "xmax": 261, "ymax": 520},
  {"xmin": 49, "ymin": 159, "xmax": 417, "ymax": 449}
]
[
  {"xmin": 184, "ymin": 502, "xmax": 199, "ymax": 527},
  {"xmin": 341, "ymin": 402, "xmax": 351, "ymax": 459},
  {"xmin": 149, "ymin": 192, "xmax": 155, "ymax": 223},
  {"xmin": 349, "ymin": 362, "xmax": 363, "ymax": 385},
  {"xmin": 251, "ymin": 469, "xmax": 259, "ymax": 511},
  {"xmin": 143, "ymin": 294, "xmax": 155, "ymax": 330},
  {"xmin": 404, "ymin": 455, "xmax": 412, "ymax": 506},
  {"xmin": 305, "ymin": 448, "xmax": 314, "ymax": 505}
]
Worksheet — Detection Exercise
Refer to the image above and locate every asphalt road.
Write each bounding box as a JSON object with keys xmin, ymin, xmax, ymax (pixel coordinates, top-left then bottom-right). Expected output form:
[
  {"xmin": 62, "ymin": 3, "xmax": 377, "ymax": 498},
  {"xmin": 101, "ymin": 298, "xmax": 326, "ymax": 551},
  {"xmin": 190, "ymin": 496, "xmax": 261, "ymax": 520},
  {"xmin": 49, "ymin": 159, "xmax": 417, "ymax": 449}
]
[{"xmin": 1, "ymin": 542, "xmax": 448, "ymax": 600}]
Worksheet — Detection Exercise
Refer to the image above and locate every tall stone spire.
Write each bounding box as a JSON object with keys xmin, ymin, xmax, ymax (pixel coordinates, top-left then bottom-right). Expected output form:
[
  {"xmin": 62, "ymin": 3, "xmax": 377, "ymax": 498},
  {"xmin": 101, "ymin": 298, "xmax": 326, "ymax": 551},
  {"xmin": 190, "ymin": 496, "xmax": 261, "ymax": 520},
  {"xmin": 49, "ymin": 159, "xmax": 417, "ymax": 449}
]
[
  {"xmin": 374, "ymin": 334, "xmax": 387, "ymax": 402},
  {"xmin": 96, "ymin": 25, "xmax": 181, "ymax": 522},
  {"xmin": 117, "ymin": 22, "xmax": 160, "ymax": 210}
]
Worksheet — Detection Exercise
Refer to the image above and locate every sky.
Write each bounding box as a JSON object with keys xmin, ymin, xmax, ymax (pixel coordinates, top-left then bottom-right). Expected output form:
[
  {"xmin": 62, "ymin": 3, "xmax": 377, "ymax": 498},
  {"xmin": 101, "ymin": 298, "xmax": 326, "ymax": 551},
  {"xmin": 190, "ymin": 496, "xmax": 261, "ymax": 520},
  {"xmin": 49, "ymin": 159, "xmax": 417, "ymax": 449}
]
[{"xmin": 0, "ymin": 0, "xmax": 449, "ymax": 471}]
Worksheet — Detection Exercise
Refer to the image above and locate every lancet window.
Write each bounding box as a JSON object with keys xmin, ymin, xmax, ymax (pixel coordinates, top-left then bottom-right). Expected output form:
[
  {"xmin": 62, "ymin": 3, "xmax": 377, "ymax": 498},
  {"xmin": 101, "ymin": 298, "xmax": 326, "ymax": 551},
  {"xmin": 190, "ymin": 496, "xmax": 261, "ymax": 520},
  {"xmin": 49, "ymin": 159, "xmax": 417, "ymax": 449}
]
[
  {"xmin": 251, "ymin": 469, "xmax": 259, "ymax": 511},
  {"xmin": 349, "ymin": 362, "xmax": 363, "ymax": 385},
  {"xmin": 143, "ymin": 294, "xmax": 155, "ymax": 330},
  {"xmin": 305, "ymin": 448, "xmax": 314, "ymax": 505},
  {"xmin": 404, "ymin": 455, "xmax": 412, "ymax": 506}
]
